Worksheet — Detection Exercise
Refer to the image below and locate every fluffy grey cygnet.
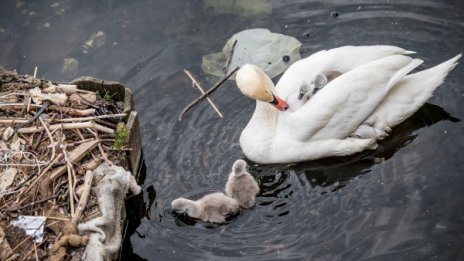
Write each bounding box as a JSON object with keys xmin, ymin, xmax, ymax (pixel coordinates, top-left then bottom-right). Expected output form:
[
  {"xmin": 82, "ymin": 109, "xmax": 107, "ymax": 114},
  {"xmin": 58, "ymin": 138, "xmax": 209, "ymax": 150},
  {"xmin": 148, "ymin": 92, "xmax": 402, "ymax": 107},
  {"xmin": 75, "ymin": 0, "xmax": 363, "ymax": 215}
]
[
  {"xmin": 225, "ymin": 159, "xmax": 260, "ymax": 208},
  {"xmin": 171, "ymin": 192, "xmax": 239, "ymax": 223}
]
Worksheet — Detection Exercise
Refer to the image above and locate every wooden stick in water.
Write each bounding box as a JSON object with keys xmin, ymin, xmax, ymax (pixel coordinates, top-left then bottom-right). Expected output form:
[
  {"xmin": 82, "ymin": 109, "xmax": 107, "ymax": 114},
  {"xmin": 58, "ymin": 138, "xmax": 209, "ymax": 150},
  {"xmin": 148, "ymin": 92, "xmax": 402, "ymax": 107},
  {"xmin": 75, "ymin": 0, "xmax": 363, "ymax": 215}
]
[
  {"xmin": 179, "ymin": 66, "xmax": 239, "ymax": 121},
  {"xmin": 183, "ymin": 70, "xmax": 223, "ymax": 118},
  {"xmin": 224, "ymin": 39, "xmax": 238, "ymax": 74}
]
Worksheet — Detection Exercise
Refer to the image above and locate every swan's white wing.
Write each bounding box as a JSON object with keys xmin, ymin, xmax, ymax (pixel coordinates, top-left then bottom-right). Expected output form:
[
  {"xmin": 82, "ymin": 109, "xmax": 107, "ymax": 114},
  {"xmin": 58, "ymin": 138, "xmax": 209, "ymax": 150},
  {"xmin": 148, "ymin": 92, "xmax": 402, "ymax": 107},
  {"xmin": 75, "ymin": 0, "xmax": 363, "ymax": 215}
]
[
  {"xmin": 366, "ymin": 54, "xmax": 461, "ymax": 133},
  {"xmin": 275, "ymin": 45, "xmax": 415, "ymax": 102},
  {"xmin": 281, "ymin": 55, "xmax": 423, "ymax": 141}
]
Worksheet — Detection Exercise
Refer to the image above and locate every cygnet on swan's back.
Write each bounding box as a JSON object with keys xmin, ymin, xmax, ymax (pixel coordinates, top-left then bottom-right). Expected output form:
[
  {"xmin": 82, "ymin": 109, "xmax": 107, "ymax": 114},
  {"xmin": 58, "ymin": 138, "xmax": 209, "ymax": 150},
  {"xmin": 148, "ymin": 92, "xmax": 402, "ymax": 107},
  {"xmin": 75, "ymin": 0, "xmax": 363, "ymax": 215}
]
[
  {"xmin": 225, "ymin": 160, "xmax": 260, "ymax": 208},
  {"xmin": 171, "ymin": 192, "xmax": 239, "ymax": 223}
]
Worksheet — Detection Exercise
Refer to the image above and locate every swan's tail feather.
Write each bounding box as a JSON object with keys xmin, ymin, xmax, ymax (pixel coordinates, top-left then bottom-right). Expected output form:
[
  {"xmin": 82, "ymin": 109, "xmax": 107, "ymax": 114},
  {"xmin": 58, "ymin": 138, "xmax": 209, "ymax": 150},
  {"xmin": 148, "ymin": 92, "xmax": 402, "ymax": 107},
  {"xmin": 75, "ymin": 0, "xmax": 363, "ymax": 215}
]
[
  {"xmin": 376, "ymin": 45, "xmax": 416, "ymax": 55},
  {"xmin": 386, "ymin": 58, "xmax": 423, "ymax": 90},
  {"xmin": 368, "ymin": 54, "xmax": 461, "ymax": 132}
]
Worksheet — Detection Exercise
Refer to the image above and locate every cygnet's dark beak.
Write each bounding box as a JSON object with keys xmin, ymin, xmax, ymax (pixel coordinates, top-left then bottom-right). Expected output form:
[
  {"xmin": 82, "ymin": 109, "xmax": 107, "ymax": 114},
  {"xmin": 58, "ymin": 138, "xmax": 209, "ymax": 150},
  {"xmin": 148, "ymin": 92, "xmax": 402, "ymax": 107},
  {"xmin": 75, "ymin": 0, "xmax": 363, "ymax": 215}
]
[{"xmin": 270, "ymin": 94, "xmax": 289, "ymax": 111}]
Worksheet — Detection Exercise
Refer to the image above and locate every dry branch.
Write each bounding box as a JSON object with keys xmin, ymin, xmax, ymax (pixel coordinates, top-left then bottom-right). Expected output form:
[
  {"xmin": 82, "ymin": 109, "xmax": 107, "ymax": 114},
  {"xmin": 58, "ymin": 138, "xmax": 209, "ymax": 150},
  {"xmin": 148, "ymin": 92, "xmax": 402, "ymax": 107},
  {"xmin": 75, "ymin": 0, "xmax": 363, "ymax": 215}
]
[
  {"xmin": 39, "ymin": 116, "xmax": 55, "ymax": 162},
  {"xmin": 63, "ymin": 149, "xmax": 75, "ymax": 216},
  {"xmin": 179, "ymin": 66, "xmax": 239, "ymax": 121},
  {"xmin": 17, "ymin": 122, "xmax": 114, "ymax": 134},
  {"xmin": 71, "ymin": 170, "xmax": 93, "ymax": 225},
  {"xmin": 0, "ymin": 103, "xmax": 95, "ymax": 116},
  {"xmin": 224, "ymin": 39, "xmax": 238, "ymax": 74},
  {"xmin": 48, "ymin": 105, "xmax": 95, "ymax": 116},
  {"xmin": 50, "ymin": 140, "xmax": 99, "ymax": 180},
  {"xmin": 0, "ymin": 114, "xmax": 125, "ymax": 124},
  {"xmin": 184, "ymin": 70, "xmax": 223, "ymax": 118}
]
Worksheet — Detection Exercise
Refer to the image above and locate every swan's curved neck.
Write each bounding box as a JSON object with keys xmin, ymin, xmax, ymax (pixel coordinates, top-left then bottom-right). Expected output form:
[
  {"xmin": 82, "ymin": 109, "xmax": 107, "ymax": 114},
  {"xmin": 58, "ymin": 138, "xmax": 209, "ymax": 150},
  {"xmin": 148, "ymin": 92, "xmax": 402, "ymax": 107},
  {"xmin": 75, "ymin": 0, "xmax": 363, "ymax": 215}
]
[{"xmin": 242, "ymin": 100, "xmax": 278, "ymax": 142}]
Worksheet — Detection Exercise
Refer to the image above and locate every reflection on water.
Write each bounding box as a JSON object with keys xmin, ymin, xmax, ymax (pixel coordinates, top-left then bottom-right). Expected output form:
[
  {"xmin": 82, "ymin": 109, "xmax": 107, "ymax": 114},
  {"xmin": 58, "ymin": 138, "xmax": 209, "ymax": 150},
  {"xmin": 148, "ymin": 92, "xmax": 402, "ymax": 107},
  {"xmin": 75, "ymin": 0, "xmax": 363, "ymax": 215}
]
[{"xmin": 1, "ymin": 0, "xmax": 464, "ymax": 260}]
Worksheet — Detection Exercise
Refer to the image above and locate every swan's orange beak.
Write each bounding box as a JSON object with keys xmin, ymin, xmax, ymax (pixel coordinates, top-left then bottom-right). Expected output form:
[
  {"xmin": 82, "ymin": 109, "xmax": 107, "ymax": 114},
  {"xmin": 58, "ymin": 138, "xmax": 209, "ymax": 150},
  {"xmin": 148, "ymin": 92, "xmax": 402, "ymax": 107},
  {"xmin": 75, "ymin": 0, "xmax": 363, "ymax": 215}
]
[{"xmin": 270, "ymin": 94, "xmax": 289, "ymax": 111}]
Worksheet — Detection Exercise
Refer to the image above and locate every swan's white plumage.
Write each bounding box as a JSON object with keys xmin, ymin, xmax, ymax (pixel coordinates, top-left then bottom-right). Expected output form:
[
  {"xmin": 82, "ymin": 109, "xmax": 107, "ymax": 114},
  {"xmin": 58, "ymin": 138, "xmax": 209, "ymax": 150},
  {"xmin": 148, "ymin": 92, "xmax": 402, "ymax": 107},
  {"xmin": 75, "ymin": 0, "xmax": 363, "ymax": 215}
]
[
  {"xmin": 276, "ymin": 45, "xmax": 416, "ymax": 110},
  {"xmin": 235, "ymin": 46, "xmax": 460, "ymax": 164},
  {"xmin": 363, "ymin": 54, "xmax": 462, "ymax": 137},
  {"xmin": 287, "ymin": 55, "xmax": 423, "ymax": 141}
]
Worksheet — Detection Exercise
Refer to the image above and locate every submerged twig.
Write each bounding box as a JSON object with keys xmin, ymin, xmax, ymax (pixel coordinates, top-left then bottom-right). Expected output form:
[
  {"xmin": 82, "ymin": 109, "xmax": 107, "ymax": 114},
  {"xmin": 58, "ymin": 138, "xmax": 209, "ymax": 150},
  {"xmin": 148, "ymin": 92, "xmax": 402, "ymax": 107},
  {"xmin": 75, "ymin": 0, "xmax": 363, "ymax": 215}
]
[
  {"xmin": 224, "ymin": 39, "xmax": 238, "ymax": 74},
  {"xmin": 183, "ymin": 70, "xmax": 223, "ymax": 118},
  {"xmin": 179, "ymin": 66, "xmax": 239, "ymax": 121}
]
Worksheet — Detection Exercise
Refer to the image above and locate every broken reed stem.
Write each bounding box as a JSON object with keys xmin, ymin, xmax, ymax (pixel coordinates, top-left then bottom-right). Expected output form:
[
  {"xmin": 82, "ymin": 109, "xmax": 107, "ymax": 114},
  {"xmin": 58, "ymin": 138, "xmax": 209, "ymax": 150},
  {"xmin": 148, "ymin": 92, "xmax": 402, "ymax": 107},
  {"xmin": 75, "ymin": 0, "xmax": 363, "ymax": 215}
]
[
  {"xmin": 179, "ymin": 66, "xmax": 239, "ymax": 121},
  {"xmin": 72, "ymin": 170, "xmax": 93, "ymax": 225},
  {"xmin": 0, "ymin": 162, "xmax": 48, "ymax": 167},
  {"xmin": 12, "ymin": 101, "xmax": 50, "ymax": 135},
  {"xmin": 47, "ymin": 216, "xmax": 72, "ymax": 221},
  {"xmin": 9, "ymin": 194, "xmax": 57, "ymax": 211},
  {"xmin": 98, "ymin": 142, "xmax": 112, "ymax": 165},
  {"xmin": 0, "ymin": 103, "xmax": 95, "ymax": 116},
  {"xmin": 56, "ymin": 113, "xmax": 126, "ymax": 122},
  {"xmin": 63, "ymin": 149, "xmax": 75, "ymax": 217},
  {"xmin": 17, "ymin": 121, "xmax": 114, "ymax": 134},
  {"xmin": 71, "ymin": 160, "xmax": 78, "ymax": 203},
  {"xmin": 86, "ymin": 127, "xmax": 112, "ymax": 165},
  {"xmin": 34, "ymin": 242, "xmax": 39, "ymax": 261},
  {"xmin": 11, "ymin": 235, "xmax": 33, "ymax": 254},
  {"xmin": 75, "ymin": 128, "xmax": 86, "ymax": 141},
  {"xmin": 0, "ymin": 119, "xmax": 29, "ymax": 124},
  {"xmin": 39, "ymin": 116, "xmax": 56, "ymax": 162},
  {"xmin": 0, "ymin": 174, "xmax": 37, "ymax": 197},
  {"xmin": 19, "ymin": 154, "xmax": 63, "ymax": 198},
  {"xmin": 51, "ymin": 105, "xmax": 95, "ymax": 116},
  {"xmin": 56, "ymin": 84, "xmax": 91, "ymax": 94},
  {"xmin": 26, "ymin": 96, "xmax": 32, "ymax": 113},
  {"xmin": 183, "ymin": 70, "xmax": 223, "ymax": 118},
  {"xmin": 0, "ymin": 113, "xmax": 126, "ymax": 124}
]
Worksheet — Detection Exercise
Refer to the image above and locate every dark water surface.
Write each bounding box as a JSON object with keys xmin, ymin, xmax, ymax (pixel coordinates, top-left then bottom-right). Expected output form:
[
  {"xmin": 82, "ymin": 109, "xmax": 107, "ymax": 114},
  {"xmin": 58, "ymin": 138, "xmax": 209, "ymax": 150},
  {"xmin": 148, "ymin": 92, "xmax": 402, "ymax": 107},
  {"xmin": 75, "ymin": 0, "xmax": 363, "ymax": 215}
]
[{"xmin": 1, "ymin": 0, "xmax": 464, "ymax": 260}]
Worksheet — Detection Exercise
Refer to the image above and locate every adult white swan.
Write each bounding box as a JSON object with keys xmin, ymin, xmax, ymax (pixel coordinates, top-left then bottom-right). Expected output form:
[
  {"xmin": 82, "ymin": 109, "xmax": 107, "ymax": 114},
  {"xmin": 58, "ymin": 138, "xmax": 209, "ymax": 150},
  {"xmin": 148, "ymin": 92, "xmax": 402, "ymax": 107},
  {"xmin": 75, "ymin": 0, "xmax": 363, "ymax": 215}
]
[{"xmin": 235, "ymin": 46, "xmax": 461, "ymax": 164}]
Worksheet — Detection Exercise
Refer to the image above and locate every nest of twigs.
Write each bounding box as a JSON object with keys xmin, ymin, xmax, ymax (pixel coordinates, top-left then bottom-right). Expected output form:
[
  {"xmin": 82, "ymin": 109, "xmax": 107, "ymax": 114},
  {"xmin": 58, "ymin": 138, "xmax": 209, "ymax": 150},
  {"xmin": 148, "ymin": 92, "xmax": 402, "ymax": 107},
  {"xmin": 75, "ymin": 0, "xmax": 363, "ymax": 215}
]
[{"xmin": 0, "ymin": 69, "xmax": 131, "ymax": 261}]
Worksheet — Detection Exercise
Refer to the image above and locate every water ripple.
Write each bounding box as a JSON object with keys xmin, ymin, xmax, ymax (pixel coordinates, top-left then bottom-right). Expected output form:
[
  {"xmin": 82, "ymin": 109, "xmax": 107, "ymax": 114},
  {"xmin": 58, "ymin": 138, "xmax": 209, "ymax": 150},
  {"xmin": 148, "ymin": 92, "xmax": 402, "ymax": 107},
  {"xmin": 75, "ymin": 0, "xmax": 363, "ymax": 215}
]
[{"xmin": 2, "ymin": 0, "xmax": 461, "ymax": 260}]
